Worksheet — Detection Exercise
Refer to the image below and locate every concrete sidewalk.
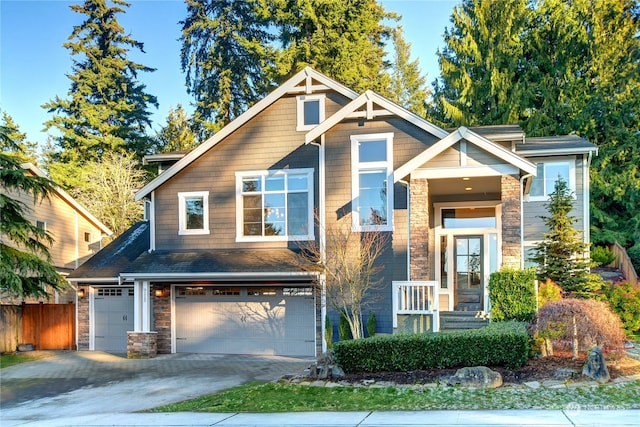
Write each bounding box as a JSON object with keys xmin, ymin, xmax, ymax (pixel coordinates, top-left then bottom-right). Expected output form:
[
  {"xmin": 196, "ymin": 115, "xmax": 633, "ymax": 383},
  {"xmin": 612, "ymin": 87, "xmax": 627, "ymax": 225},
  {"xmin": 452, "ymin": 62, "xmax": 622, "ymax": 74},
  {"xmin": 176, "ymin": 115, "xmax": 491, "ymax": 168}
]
[{"xmin": 2, "ymin": 409, "xmax": 639, "ymax": 426}]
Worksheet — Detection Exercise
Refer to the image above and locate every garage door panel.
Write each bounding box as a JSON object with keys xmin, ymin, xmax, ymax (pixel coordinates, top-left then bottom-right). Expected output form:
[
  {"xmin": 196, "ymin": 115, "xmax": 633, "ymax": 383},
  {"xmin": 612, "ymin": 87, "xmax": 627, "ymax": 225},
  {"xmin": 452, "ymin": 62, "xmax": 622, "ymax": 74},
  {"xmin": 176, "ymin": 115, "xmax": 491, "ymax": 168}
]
[
  {"xmin": 94, "ymin": 288, "xmax": 134, "ymax": 352},
  {"xmin": 175, "ymin": 287, "xmax": 315, "ymax": 356}
]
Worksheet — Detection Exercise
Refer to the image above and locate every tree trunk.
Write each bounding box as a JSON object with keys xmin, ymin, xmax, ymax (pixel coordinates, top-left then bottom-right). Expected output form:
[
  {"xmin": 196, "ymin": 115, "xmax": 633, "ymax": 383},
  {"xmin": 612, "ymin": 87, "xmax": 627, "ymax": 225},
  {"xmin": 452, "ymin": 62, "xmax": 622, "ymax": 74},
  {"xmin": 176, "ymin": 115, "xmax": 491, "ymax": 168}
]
[{"xmin": 572, "ymin": 315, "xmax": 579, "ymax": 359}]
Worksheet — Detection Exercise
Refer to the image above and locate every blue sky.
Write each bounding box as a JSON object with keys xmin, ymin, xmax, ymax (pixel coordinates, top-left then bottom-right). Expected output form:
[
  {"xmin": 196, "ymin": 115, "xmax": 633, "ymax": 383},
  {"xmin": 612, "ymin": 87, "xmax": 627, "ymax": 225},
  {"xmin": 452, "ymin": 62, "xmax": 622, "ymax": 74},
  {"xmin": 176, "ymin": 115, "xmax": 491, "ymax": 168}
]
[{"xmin": 0, "ymin": 0, "xmax": 457, "ymax": 150}]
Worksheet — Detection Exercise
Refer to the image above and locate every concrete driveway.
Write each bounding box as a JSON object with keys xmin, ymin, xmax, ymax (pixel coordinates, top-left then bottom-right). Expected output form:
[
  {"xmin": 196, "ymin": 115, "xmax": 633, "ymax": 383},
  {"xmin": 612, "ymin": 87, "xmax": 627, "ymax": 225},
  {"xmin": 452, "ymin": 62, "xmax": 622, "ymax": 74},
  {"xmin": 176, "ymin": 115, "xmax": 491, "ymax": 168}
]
[{"xmin": 0, "ymin": 351, "xmax": 310, "ymax": 424}]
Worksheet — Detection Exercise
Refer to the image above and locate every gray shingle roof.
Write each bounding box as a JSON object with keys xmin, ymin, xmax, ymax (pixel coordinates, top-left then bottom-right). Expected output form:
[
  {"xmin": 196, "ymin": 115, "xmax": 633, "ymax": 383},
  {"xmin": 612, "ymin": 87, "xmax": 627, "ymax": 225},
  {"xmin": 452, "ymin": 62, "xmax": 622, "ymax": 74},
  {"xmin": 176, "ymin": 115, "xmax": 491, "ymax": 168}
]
[
  {"xmin": 122, "ymin": 248, "xmax": 312, "ymax": 275},
  {"xmin": 67, "ymin": 221, "xmax": 150, "ymax": 280},
  {"xmin": 516, "ymin": 135, "xmax": 597, "ymax": 154}
]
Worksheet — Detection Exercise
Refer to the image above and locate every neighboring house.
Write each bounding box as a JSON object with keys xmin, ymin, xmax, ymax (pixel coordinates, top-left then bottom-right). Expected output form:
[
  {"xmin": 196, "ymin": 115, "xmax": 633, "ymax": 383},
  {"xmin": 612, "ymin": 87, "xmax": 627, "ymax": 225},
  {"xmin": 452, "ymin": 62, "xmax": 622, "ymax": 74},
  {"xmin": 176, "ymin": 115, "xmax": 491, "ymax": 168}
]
[
  {"xmin": 1, "ymin": 163, "xmax": 112, "ymax": 304},
  {"xmin": 68, "ymin": 68, "xmax": 596, "ymax": 358}
]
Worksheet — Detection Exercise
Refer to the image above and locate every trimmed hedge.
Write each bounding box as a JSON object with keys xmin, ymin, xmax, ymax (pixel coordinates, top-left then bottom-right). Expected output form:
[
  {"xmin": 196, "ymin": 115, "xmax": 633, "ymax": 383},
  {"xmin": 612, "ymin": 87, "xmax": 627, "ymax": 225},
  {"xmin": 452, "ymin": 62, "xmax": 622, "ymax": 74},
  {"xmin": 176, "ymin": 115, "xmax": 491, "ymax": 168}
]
[
  {"xmin": 333, "ymin": 321, "xmax": 529, "ymax": 373},
  {"xmin": 489, "ymin": 268, "xmax": 537, "ymax": 321}
]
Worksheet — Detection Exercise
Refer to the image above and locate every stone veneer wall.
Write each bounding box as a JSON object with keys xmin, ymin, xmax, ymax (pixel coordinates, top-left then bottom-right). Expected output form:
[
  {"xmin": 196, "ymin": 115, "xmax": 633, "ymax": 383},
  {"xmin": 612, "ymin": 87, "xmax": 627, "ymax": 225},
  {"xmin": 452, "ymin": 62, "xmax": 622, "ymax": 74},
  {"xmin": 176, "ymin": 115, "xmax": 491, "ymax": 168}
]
[
  {"xmin": 409, "ymin": 178, "xmax": 430, "ymax": 280},
  {"xmin": 153, "ymin": 286, "xmax": 172, "ymax": 354},
  {"xmin": 501, "ymin": 174, "xmax": 522, "ymax": 268},
  {"xmin": 127, "ymin": 331, "xmax": 157, "ymax": 358},
  {"xmin": 77, "ymin": 286, "xmax": 90, "ymax": 350}
]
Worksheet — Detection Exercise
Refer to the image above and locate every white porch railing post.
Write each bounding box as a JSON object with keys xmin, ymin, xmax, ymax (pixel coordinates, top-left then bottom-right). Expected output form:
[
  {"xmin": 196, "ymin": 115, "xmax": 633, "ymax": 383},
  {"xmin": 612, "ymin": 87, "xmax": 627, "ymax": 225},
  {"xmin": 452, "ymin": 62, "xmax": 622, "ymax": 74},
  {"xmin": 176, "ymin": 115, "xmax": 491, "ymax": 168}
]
[{"xmin": 433, "ymin": 283, "xmax": 439, "ymax": 332}]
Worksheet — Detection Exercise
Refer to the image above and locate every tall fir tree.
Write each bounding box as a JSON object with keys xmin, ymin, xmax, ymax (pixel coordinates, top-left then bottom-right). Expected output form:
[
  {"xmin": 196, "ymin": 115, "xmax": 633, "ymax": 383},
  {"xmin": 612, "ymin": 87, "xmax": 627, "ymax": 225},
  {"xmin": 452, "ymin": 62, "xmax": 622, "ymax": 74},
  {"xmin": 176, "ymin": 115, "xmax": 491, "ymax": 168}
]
[
  {"xmin": 388, "ymin": 26, "xmax": 430, "ymax": 117},
  {"xmin": 42, "ymin": 0, "xmax": 158, "ymax": 188},
  {"xmin": 532, "ymin": 178, "xmax": 591, "ymax": 296},
  {"xmin": 180, "ymin": 0, "xmax": 276, "ymax": 138},
  {"xmin": 577, "ymin": 0, "xmax": 640, "ymax": 248},
  {"xmin": 0, "ymin": 122, "xmax": 66, "ymax": 299},
  {"xmin": 431, "ymin": 0, "xmax": 530, "ymax": 126},
  {"xmin": 0, "ymin": 112, "xmax": 38, "ymax": 164},
  {"xmin": 271, "ymin": 0, "xmax": 397, "ymax": 96},
  {"xmin": 153, "ymin": 104, "xmax": 198, "ymax": 153}
]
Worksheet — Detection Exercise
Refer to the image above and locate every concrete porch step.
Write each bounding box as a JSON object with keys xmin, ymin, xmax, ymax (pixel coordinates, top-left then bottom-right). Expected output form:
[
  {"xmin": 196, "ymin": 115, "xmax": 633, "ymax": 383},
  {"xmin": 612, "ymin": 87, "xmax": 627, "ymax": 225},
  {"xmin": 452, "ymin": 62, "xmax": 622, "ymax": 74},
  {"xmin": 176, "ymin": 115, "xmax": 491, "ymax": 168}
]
[{"xmin": 439, "ymin": 311, "xmax": 489, "ymax": 331}]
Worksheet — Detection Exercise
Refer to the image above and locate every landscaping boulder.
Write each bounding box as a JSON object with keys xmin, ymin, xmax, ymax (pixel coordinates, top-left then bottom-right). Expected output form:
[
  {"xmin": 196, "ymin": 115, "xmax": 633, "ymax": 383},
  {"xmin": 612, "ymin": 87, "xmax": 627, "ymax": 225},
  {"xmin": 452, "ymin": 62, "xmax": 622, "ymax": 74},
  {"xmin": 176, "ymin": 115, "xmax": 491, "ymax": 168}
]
[
  {"xmin": 447, "ymin": 366, "xmax": 503, "ymax": 388},
  {"xmin": 582, "ymin": 346, "xmax": 610, "ymax": 383}
]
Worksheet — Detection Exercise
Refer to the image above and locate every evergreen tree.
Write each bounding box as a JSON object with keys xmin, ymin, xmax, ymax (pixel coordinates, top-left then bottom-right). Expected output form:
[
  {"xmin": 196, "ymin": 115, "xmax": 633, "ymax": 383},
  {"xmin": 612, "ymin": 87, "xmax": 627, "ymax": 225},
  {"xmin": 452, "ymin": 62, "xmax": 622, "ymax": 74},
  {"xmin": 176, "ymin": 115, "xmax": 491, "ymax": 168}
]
[
  {"xmin": 432, "ymin": 0, "xmax": 530, "ymax": 126},
  {"xmin": 153, "ymin": 104, "xmax": 198, "ymax": 153},
  {"xmin": 578, "ymin": 0, "xmax": 640, "ymax": 248},
  {"xmin": 0, "ymin": 123, "xmax": 66, "ymax": 299},
  {"xmin": 180, "ymin": 0, "xmax": 276, "ymax": 137},
  {"xmin": 0, "ymin": 112, "xmax": 38, "ymax": 164},
  {"xmin": 42, "ymin": 0, "xmax": 158, "ymax": 188},
  {"xmin": 388, "ymin": 26, "xmax": 430, "ymax": 117},
  {"xmin": 271, "ymin": 0, "xmax": 397, "ymax": 96},
  {"xmin": 532, "ymin": 178, "xmax": 590, "ymax": 296}
]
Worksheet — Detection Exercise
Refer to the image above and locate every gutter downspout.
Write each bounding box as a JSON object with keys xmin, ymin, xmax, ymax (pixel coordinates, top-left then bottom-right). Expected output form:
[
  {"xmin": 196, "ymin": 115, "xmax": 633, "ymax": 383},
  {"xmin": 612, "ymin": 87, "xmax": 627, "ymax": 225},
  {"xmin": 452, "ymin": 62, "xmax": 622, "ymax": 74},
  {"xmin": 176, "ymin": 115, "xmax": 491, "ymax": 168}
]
[
  {"xmin": 520, "ymin": 173, "xmax": 534, "ymax": 268},
  {"xmin": 399, "ymin": 179, "xmax": 411, "ymax": 280},
  {"xmin": 309, "ymin": 136, "xmax": 326, "ymax": 354}
]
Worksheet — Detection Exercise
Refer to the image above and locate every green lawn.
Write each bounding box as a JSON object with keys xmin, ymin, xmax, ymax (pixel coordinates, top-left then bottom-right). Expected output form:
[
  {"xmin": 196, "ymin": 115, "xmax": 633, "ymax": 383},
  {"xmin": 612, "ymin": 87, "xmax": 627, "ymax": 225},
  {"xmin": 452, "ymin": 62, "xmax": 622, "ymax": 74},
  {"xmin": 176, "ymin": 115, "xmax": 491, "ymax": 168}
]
[
  {"xmin": 150, "ymin": 381, "xmax": 640, "ymax": 413},
  {"xmin": 0, "ymin": 352, "xmax": 48, "ymax": 369}
]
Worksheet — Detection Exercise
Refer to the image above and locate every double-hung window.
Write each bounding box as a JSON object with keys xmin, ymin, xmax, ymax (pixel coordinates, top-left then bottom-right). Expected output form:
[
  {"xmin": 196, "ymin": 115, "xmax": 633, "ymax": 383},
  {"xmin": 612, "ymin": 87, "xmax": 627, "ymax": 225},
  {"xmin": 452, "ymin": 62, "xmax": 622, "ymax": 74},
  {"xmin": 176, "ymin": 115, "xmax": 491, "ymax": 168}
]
[
  {"xmin": 178, "ymin": 191, "xmax": 209, "ymax": 235},
  {"xmin": 296, "ymin": 95, "xmax": 325, "ymax": 131},
  {"xmin": 351, "ymin": 133, "xmax": 394, "ymax": 231},
  {"xmin": 528, "ymin": 159, "xmax": 575, "ymax": 200},
  {"xmin": 236, "ymin": 169, "xmax": 314, "ymax": 241}
]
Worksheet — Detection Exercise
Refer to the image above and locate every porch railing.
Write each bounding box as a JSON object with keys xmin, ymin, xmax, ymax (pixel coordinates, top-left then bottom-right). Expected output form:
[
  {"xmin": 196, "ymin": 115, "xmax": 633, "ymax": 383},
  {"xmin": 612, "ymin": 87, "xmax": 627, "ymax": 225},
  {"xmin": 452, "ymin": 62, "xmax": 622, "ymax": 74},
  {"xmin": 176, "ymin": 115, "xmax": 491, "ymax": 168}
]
[{"xmin": 392, "ymin": 281, "xmax": 439, "ymax": 332}]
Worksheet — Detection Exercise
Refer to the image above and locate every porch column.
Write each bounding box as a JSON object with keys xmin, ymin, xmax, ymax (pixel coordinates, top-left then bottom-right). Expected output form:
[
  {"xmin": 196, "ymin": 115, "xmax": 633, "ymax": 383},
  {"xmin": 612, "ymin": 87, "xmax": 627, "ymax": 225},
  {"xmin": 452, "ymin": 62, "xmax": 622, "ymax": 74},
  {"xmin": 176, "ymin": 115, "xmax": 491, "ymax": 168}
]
[
  {"xmin": 133, "ymin": 280, "xmax": 151, "ymax": 332},
  {"xmin": 501, "ymin": 174, "xmax": 522, "ymax": 268},
  {"xmin": 409, "ymin": 178, "xmax": 430, "ymax": 280},
  {"xmin": 129, "ymin": 280, "xmax": 157, "ymax": 358}
]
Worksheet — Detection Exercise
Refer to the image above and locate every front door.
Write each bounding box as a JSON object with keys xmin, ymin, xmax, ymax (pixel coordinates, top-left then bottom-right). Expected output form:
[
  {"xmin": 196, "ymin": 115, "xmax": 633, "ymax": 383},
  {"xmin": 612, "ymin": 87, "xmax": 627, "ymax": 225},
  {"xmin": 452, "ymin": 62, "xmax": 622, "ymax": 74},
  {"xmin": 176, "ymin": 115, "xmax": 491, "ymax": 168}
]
[{"xmin": 454, "ymin": 236, "xmax": 483, "ymax": 311}]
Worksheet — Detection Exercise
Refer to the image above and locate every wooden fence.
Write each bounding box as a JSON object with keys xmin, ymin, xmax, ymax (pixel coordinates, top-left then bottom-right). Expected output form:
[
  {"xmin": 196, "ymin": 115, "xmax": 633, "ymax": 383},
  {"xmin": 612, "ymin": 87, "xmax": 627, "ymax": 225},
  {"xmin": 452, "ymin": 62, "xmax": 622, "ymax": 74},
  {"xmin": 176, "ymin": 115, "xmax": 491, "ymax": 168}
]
[
  {"xmin": 609, "ymin": 242, "xmax": 639, "ymax": 285},
  {"xmin": 0, "ymin": 304, "xmax": 75, "ymax": 352}
]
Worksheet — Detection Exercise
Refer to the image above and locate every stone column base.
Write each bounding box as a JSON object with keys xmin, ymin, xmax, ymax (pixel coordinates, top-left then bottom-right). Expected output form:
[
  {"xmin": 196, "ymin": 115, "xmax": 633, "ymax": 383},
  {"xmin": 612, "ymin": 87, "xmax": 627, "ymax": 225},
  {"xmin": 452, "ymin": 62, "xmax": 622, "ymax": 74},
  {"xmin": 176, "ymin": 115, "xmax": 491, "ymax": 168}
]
[{"xmin": 127, "ymin": 331, "xmax": 157, "ymax": 359}]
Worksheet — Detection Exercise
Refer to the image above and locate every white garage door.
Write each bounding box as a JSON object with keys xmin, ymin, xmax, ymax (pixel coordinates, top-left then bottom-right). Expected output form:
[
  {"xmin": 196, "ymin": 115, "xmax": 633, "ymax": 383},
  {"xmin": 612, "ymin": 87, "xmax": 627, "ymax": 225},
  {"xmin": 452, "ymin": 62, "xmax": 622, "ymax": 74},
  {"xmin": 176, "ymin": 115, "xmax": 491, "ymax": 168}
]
[
  {"xmin": 94, "ymin": 287, "xmax": 134, "ymax": 352},
  {"xmin": 175, "ymin": 286, "xmax": 315, "ymax": 357}
]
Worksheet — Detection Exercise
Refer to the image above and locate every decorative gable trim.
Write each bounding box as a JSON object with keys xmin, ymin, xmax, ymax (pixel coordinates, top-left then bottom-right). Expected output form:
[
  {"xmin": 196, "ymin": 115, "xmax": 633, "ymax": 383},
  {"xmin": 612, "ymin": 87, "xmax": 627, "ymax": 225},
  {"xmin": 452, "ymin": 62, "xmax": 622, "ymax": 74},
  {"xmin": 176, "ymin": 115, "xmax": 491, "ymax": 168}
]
[
  {"xmin": 304, "ymin": 90, "xmax": 449, "ymax": 144},
  {"xmin": 393, "ymin": 127, "xmax": 537, "ymax": 183},
  {"xmin": 135, "ymin": 67, "xmax": 358, "ymax": 201}
]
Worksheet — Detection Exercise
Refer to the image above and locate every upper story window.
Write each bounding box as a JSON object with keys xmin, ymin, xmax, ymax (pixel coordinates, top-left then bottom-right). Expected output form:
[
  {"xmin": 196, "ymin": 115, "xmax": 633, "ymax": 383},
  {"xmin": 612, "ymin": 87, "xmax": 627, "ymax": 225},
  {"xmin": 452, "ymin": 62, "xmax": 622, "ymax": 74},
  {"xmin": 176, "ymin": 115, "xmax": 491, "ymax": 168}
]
[
  {"xmin": 178, "ymin": 191, "xmax": 209, "ymax": 235},
  {"xmin": 351, "ymin": 133, "xmax": 394, "ymax": 232},
  {"xmin": 84, "ymin": 232, "xmax": 92, "ymax": 242},
  {"xmin": 36, "ymin": 220, "xmax": 46, "ymax": 232},
  {"xmin": 236, "ymin": 169, "xmax": 314, "ymax": 241},
  {"xmin": 296, "ymin": 94, "xmax": 325, "ymax": 131},
  {"xmin": 528, "ymin": 159, "xmax": 575, "ymax": 201}
]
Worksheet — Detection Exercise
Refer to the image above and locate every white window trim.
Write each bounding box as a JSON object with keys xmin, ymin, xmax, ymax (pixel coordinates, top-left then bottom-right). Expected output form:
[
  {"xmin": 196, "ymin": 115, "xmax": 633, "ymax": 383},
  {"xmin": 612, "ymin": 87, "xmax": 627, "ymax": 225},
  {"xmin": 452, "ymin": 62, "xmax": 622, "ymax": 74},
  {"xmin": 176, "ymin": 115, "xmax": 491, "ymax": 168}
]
[
  {"xmin": 526, "ymin": 157, "xmax": 576, "ymax": 202},
  {"xmin": 296, "ymin": 94, "xmax": 325, "ymax": 131},
  {"xmin": 235, "ymin": 168, "xmax": 315, "ymax": 242},
  {"xmin": 178, "ymin": 191, "xmax": 210, "ymax": 235},
  {"xmin": 351, "ymin": 133, "xmax": 394, "ymax": 232},
  {"xmin": 36, "ymin": 220, "xmax": 46, "ymax": 232}
]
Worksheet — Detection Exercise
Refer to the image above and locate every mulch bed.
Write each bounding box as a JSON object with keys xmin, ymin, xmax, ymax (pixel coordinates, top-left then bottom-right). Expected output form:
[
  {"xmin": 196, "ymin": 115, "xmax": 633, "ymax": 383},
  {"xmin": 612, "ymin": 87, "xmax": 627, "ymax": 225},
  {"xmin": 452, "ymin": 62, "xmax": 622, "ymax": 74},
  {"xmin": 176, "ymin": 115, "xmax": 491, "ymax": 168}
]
[{"xmin": 342, "ymin": 352, "xmax": 640, "ymax": 385}]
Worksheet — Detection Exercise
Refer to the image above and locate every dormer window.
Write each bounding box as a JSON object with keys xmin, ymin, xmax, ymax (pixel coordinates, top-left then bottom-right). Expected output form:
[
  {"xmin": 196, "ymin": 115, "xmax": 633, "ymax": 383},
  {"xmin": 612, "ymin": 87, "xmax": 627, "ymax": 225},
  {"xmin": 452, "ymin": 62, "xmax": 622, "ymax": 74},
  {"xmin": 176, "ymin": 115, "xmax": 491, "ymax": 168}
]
[{"xmin": 296, "ymin": 94, "xmax": 325, "ymax": 131}]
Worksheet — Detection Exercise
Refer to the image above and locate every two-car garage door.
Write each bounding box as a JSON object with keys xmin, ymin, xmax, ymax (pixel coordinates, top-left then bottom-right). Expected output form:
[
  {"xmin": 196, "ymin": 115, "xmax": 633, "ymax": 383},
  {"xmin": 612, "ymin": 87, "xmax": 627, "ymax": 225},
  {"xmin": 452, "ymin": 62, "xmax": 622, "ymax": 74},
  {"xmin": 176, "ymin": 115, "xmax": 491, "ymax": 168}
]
[{"xmin": 175, "ymin": 286, "xmax": 315, "ymax": 357}]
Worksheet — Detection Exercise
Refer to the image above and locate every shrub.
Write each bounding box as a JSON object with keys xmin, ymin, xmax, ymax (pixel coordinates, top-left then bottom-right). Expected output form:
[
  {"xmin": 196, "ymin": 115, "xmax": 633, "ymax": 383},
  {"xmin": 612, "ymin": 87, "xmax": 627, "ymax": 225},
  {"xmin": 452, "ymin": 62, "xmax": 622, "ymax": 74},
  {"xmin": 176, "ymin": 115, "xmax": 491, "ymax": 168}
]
[
  {"xmin": 591, "ymin": 246, "xmax": 616, "ymax": 267},
  {"xmin": 366, "ymin": 312, "xmax": 376, "ymax": 337},
  {"xmin": 534, "ymin": 298, "xmax": 626, "ymax": 356},
  {"xmin": 338, "ymin": 311, "xmax": 352, "ymax": 341},
  {"xmin": 325, "ymin": 316, "xmax": 334, "ymax": 349},
  {"xmin": 604, "ymin": 282, "xmax": 640, "ymax": 335},
  {"xmin": 333, "ymin": 321, "xmax": 529, "ymax": 373},
  {"xmin": 537, "ymin": 279, "xmax": 562, "ymax": 308},
  {"xmin": 489, "ymin": 268, "xmax": 537, "ymax": 321}
]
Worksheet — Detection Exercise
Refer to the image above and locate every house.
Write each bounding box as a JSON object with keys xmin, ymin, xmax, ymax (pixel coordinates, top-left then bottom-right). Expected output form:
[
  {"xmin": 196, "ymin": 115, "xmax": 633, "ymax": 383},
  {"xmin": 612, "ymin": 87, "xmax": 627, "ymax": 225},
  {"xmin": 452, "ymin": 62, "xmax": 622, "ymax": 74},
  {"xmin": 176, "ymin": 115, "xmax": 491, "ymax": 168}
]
[
  {"xmin": 67, "ymin": 67, "xmax": 596, "ymax": 358},
  {"xmin": 1, "ymin": 163, "xmax": 112, "ymax": 304}
]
